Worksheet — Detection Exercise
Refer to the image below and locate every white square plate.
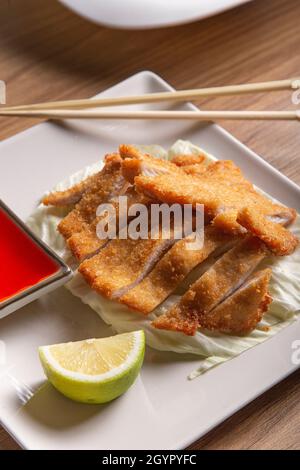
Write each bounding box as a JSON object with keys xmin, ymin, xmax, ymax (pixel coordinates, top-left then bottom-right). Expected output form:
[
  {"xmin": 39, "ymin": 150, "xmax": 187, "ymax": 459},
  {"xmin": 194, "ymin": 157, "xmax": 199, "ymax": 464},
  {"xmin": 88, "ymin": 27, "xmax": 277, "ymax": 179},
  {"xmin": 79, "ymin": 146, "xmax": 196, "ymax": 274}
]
[{"xmin": 0, "ymin": 71, "xmax": 299, "ymax": 450}]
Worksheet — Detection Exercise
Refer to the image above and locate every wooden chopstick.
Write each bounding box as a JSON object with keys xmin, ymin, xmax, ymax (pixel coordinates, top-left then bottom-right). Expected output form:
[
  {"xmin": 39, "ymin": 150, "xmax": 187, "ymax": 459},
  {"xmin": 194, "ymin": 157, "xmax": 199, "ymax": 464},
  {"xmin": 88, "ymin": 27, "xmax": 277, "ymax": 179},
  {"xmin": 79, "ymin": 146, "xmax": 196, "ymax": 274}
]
[
  {"xmin": 0, "ymin": 109, "xmax": 299, "ymax": 121},
  {"xmin": 1, "ymin": 78, "xmax": 300, "ymax": 112}
]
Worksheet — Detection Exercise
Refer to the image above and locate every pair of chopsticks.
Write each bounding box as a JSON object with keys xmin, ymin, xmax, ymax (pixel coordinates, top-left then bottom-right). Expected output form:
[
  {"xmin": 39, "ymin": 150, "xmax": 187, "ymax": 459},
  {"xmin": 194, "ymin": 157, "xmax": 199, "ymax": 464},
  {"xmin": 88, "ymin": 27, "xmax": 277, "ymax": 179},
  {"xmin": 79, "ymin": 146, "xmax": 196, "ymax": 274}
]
[{"xmin": 0, "ymin": 78, "xmax": 299, "ymax": 122}]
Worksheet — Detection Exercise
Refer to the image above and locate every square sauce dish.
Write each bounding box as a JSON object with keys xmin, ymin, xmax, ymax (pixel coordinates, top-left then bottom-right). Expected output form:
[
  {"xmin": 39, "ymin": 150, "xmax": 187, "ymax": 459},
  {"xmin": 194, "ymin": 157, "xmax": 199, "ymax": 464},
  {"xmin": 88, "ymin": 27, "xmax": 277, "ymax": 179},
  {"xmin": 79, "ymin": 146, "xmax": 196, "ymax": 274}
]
[{"xmin": 0, "ymin": 199, "xmax": 72, "ymax": 319}]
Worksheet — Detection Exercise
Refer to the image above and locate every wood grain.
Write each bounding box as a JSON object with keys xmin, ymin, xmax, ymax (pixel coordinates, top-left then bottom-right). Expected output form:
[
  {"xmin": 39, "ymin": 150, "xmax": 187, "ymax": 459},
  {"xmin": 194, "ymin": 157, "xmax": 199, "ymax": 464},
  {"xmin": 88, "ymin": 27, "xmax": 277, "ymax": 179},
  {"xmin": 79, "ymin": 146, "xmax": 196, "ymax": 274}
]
[{"xmin": 0, "ymin": 0, "xmax": 299, "ymax": 450}]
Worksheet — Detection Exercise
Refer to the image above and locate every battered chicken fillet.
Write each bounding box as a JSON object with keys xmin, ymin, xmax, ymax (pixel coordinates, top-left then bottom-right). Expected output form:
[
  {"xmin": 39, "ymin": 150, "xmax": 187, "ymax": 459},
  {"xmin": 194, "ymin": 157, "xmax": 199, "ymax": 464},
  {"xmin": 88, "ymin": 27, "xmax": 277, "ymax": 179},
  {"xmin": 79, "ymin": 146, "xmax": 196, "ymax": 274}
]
[
  {"xmin": 198, "ymin": 268, "xmax": 272, "ymax": 334},
  {"xmin": 237, "ymin": 207, "xmax": 298, "ymax": 256},
  {"xmin": 42, "ymin": 153, "xmax": 121, "ymax": 207},
  {"xmin": 152, "ymin": 237, "xmax": 269, "ymax": 335},
  {"xmin": 119, "ymin": 226, "xmax": 238, "ymax": 314},
  {"xmin": 78, "ymin": 224, "xmax": 177, "ymax": 300},
  {"xmin": 170, "ymin": 154, "xmax": 210, "ymax": 176},
  {"xmin": 119, "ymin": 144, "xmax": 183, "ymax": 184},
  {"xmin": 42, "ymin": 173, "xmax": 101, "ymax": 207},
  {"xmin": 171, "ymin": 154, "xmax": 206, "ymax": 166},
  {"xmin": 67, "ymin": 186, "xmax": 152, "ymax": 261},
  {"xmin": 124, "ymin": 149, "xmax": 297, "ymax": 255},
  {"xmin": 120, "ymin": 144, "xmax": 210, "ymax": 180},
  {"xmin": 57, "ymin": 154, "xmax": 125, "ymax": 241},
  {"xmin": 121, "ymin": 145, "xmax": 247, "ymax": 186}
]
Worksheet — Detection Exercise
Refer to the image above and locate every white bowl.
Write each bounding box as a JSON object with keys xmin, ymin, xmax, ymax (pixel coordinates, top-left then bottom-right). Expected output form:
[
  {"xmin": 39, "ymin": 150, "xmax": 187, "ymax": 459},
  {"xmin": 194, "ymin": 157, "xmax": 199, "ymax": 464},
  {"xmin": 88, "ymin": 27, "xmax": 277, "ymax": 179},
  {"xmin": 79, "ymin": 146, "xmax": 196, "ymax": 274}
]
[{"xmin": 59, "ymin": 0, "xmax": 252, "ymax": 29}]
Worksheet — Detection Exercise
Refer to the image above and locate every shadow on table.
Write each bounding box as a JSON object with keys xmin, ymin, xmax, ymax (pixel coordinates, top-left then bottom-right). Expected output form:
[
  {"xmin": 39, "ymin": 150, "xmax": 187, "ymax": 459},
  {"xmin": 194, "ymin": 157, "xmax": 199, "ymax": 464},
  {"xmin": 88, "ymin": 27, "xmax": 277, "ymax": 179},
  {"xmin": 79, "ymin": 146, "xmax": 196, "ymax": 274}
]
[{"xmin": 0, "ymin": 0, "xmax": 266, "ymax": 88}]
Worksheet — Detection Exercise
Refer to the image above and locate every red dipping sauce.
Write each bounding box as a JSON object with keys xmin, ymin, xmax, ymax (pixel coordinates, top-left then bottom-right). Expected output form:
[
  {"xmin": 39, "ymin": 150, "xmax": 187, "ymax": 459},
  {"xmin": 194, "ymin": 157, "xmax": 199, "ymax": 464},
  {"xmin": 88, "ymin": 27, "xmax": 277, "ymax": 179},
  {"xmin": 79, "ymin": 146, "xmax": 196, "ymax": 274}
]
[{"xmin": 0, "ymin": 205, "xmax": 59, "ymax": 303}]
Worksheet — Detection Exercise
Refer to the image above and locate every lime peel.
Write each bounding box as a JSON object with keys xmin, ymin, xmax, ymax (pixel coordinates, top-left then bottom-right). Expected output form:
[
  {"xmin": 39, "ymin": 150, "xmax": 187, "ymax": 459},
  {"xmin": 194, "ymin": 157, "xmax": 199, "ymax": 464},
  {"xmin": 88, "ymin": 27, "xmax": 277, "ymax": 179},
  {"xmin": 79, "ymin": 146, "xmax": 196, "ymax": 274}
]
[{"xmin": 39, "ymin": 330, "xmax": 145, "ymax": 404}]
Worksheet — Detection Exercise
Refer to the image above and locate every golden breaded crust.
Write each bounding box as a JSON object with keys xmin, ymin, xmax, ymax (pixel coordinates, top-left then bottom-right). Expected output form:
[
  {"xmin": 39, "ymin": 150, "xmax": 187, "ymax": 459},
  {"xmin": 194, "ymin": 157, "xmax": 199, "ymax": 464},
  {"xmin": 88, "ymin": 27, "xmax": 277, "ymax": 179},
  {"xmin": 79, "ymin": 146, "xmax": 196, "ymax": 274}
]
[
  {"xmin": 78, "ymin": 226, "xmax": 174, "ymax": 299},
  {"xmin": 121, "ymin": 155, "xmax": 183, "ymax": 184},
  {"xmin": 119, "ymin": 144, "xmax": 142, "ymax": 160},
  {"xmin": 67, "ymin": 224, "xmax": 107, "ymax": 262},
  {"xmin": 67, "ymin": 186, "xmax": 154, "ymax": 261},
  {"xmin": 46, "ymin": 146, "xmax": 297, "ymax": 338},
  {"xmin": 171, "ymin": 154, "xmax": 206, "ymax": 167},
  {"xmin": 153, "ymin": 306, "xmax": 199, "ymax": 336},
  {"xmin": 58, "ymin": 210, "xmax": 88, "ymax": 240},
  {"xmin": 43, "ymin": 153, "xmax": 121, "ymax": 207},
  {"xmin": 133, "ymin": 155, "xmax": 298, "ymax": 255},
  {"xmin": 199, "ymin": 268, "xmax": 272, "ymax": 334},
  {"xmin": 212, "ymin": 209, "xmax": 243, "ymax": 234},
  {"xmin": 180, "ymin": 164, "xmax": 208, "ymax": 176},
  {"xmin": 204, "ymin": 160, "xmax": 248, "ymax": 184},
  {"xmin": 152, "ymin": 237, "xmax": 268, "ymax": 335},
  {"xmin": 237, "ymin": 207, "xmax": 299, "ymax": 256},
  {"xmin": 120, "ymin": 145, "xmax": 184, "ymax": 184},
  {"xmin": 119, "ymin": 226, "xmax": 237, "ymax": 314},
  {"xmin": 42, "ymin": 172, "xmax": 100, "ymax": 207},
  {"xmin": 57, "ymin": 154, "xmax": 124, "ymax": 242}
]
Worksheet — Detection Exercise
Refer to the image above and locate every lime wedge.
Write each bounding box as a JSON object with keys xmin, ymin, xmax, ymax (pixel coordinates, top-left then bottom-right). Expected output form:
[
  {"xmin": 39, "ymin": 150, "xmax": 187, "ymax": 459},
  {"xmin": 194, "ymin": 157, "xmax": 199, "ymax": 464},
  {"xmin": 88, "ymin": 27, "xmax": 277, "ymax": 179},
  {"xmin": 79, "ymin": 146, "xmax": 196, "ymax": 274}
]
[{"xmin": 39, "ymin": 330, "xmax": 145, "ymax": 404}]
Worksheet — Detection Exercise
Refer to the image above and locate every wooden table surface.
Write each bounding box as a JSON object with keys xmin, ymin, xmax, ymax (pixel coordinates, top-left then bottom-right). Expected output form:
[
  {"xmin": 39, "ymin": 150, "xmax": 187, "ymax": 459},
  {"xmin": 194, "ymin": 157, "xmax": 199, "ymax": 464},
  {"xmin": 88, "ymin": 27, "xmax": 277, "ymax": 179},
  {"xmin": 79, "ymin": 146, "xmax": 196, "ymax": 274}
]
[{"xmin": 0, "ymin": 0, "xmax": 299, "ymax": 450}]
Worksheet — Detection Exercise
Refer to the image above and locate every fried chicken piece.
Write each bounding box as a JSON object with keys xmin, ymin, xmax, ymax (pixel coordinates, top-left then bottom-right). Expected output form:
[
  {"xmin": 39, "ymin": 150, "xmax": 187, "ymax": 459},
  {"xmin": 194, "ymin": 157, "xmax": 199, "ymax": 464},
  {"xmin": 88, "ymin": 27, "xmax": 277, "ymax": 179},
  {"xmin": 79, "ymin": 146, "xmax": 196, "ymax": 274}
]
[
  {"xmin": 129, "ymin": 151, "xmax": 297, "ymax": 255},
  {"xmin": 199, "ymin": 268, "xmax": 272, "ymax": 334},
  {"xmin": 121, "ymin": 144, "xmax": 212, "ymax": 180},
  {"xmin": 171, "ymin": 154, "xmax": 206, "ymax": 167},
  {"xmin": 171, "ymin": 154, "xmax": 209, "ymax": 176},
  {"xmin": 237, "ymin": 207, "xmax": 298, "ymax": 256},
  {"xmin": 42, "ymin": 174, "xmax": 100, "ymax": 207},
  {"xmin": 119, "ymin": 226, "xmax": 237, "ymax": 314},
  {"xmin": 266, "ymin": 211, "xmax": 297, "ymax": 225},
  {"xmin": 133, "ymin": 166, "xmax": 245, "ymax": 213},
  {"xmin": 212, "ymin": 209, "xmax": 243, "ymax": 234},
  {"xmin": 120, "ymin": 145, "xmax": 206, "ymax": 169},
  {"xmin": 67, "ymin": 224, "xmax": 107, "ymax": 261},
  {"xmin": 121, "ymin": 147, "xmax": 247, "ymax": 188},
  {"xmin": 42, "ymin": 153, "xmax": 121, "ymax": 207},
  {"xmin": 204, "ymin": 160, "xmax": 250, "ymax": 184},
  {"xmin": 152, "ymin": 237, "xmax": 268, "ymax": 335},
  {"xmin": 177, "ymin": 159, "xmax": 250, "ymax": 183},
  {"xmin": 212, "ymin": 203, "xmax": 296, "ymax": 238},
  {"xmin": 58, "ymin": 154, "xmax": 125, "ymax": 240},
  {"xmin": 119, "ymin": 144, "xmax": 142, "ymax": 160},
  {"xmin": 179, "ymin": 164, "xmax": 209, "ymax": 176},
  {"xmin": 67, "ymin": 187, "xmax": 152, "ymax": 261},
  {"xmin": 120, "ymin": 145, "xmax": 182, "ymax": 184},
  {"xmin": 78, "ymin": 225, "xmax": 176, "ymax": 299}
]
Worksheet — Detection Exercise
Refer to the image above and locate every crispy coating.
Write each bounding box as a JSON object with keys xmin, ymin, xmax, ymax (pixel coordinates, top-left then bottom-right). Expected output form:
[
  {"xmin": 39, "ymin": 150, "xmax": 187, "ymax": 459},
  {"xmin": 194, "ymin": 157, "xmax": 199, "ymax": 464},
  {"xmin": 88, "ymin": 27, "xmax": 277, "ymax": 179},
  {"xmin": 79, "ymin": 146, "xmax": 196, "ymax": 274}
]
[
  {"xmin": 237, "ymin": 207, "xmax": 298, "ymax": 256},
  {"xmin": 212, "ymin": 209, "xmax": 244, "ymax": 234},
  {"xmin": 132, "ymin": 153, "xmax": 297, "ymax": 255},
  {"xmin": 199, "ymin": 269, "xmax": 272, "ymax": 334},
  {"xmin": 58, "ymin": 154, "xmax": 124, "ymax": 241},
  {"xmin": 152, "ymin": 237, "xmax": 268, "ymax": 335},
  {"xmin": 119, "ymin": 144, "xmax": 142, "ymax": 160},
  {"xmin": 67, "ymin": 186, "xmax": 153, "ymax": 261},
  {"xmin": 119, "ymin": 226, "xmax": 237, "ymax": 314},
  {"xmin": 171, "ymin": 154, "xmax": 206, "ymax": 167},
  {"xmin": 45, "ymin": 145, "xmax": 297, "ymax": 338},
  {"xmin": 120, "ymin": 146, "xmax": 233, "ymax": 180},
  {"xmin": 180, "ymin": 164, "xmax": 208, "ymax": 176},
  {"xmin": 42, "ymin": 173, "xmax": 100, "ymax": 207},
  {"xmin": 180, "ymin": 159, "xmax": 248, "ymax": 183},
  {"xmin": 120, "ymin": 145, "xmax": 206, "ymax": 170},
  {"xmin": 67, "ymin": 222, "xmax": 107, "ymax": 262},
  {"xmin": 153, "ymin": 309, "xmax": 199, "ymax": 336},
  {"xmin": 42, "ymin": 153, "xmax": 120, "ymax": 206},
  {"xmin": 170, "ymin": 151, "xmax": 209, "ymax": 176},
  {"xmin": 78, "ymin": 225, "xmax": 175, "ymax": 299},
  {"xmin": 204, "ymin": 160, "xmax": 249, "ymax": 183},
  {"xmin": 120, "ymin": 146, "xmax": 183, "ymax": 184}
]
